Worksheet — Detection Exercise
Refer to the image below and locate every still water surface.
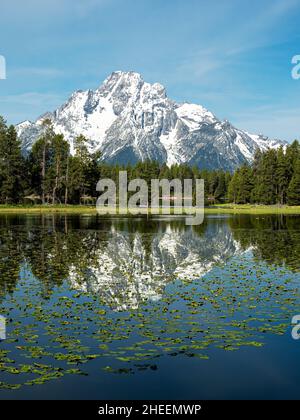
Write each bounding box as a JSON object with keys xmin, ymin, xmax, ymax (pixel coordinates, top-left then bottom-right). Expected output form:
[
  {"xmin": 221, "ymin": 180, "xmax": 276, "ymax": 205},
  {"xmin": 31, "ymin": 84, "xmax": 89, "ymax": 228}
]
[{"xmin": 0, "ymin": 214, "xmax": 299, "ymax": 399}]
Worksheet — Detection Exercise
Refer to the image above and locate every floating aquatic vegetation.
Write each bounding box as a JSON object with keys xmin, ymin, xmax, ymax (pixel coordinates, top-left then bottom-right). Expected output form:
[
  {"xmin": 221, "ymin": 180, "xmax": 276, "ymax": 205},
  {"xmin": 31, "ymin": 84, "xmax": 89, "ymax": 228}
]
[{"xmin": 0, "ymin": 214, "xmax": 299, "ymax": 392}]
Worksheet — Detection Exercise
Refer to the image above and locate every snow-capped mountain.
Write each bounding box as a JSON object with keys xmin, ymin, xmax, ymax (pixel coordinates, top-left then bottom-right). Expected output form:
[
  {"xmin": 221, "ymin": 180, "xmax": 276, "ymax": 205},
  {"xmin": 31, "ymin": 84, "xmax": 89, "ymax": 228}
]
[{"xmin": 16, "ymin": 71, "xmax": 287, "ymax": 171}]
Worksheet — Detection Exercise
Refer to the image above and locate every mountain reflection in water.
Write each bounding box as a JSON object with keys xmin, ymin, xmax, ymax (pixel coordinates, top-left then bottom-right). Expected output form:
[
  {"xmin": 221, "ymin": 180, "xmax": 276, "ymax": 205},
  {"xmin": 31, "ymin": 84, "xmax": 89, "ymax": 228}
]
[{"xmin": 0, "ymin": 214, "xmax": 299, "ymax": 310}]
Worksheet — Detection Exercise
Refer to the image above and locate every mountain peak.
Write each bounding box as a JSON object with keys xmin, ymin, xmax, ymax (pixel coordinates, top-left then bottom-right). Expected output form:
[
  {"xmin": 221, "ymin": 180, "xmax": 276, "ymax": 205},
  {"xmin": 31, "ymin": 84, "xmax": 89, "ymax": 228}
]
[
  {"xmin": 15, "ymin": 71, "xmax": 287, "ymax": 171},
  {"xmin": 99, "ymin": 70, "xmax": 144, "ymax": 91},
  {"xmin": 108, "ymin": 70, "xmax": 143, "ymax": 79}
]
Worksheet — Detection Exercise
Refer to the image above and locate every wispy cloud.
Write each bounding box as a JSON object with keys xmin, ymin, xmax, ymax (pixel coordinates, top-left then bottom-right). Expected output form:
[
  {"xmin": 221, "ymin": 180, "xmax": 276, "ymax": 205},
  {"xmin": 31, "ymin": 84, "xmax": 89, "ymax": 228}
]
[
  {"xmin": 233, "ymin": 105, "xmax": 300, "ymax": 141},
  {"xmin": 0, "ymin": 92, "xmax": 66, "ymax": 123},
  {"xmin": 10, "ymin": 67, "xmax": 64, "ymax": 78},
  {"xmin": 0, "ymin": 92, "xmax": 64, "ymax": 107},
  {"xmin": 174, "ymin": 0, "xmax": 300, "ymax": 82}
]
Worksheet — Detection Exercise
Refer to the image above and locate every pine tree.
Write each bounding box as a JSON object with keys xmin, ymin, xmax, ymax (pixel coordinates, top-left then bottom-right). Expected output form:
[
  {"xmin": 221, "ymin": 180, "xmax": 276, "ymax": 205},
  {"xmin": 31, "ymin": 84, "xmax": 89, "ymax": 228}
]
[
  {"xmin": 214, "ymin": 172, "xmax": 226, "ymax": 202},
  {"xmin": 66, "ymin": 135, "xmax": 96, "ymax": 203},
  {"xmin": 276, "ymin": 146, "xmax": 290, "ymax": 204},
  {"xmin": 50, "ymin": 134, "xmax": 69, "ymax": 204},
  {"xmin": 286, "ymin": 140, "xmax": 300, "ymax": 173},
  {"xmin": 0, "ymin": 123, "xmax": 25, "ymax": 203},
  {"xmin": 227, "ymin": 165, "xmax": 253, "ymax": 204},
  {"xmin": 287, "ymin": 159, "xmax": 300, "ymax": 205},
  {"xmin": 252, "ymin": 149, "xmax": 277, "ymax": 204},
  {"xmin": 30, "ymin": 119, "xmax": 54, "ymax": 203}
]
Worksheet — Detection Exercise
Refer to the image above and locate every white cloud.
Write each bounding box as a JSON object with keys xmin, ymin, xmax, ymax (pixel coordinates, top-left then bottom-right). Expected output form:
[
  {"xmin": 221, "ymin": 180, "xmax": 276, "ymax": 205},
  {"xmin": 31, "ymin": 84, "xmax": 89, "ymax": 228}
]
[
  {"xmin": 174, "ymin": 0, "xmax": 299, "ymax": 83},
  {"xmin": 0, "ymin": 92, "xmax": 66, "ymax": 123},
  {"xmin": 0, "ymin": 92, "xmax": 64, "ymax": 107},
  {"xmin": 10, "ymin": 67, "xmax": 64, "ymax": 78},
  {"xmin": 233, "ymin": 105, "xmax": 300, "ymax": 142}
]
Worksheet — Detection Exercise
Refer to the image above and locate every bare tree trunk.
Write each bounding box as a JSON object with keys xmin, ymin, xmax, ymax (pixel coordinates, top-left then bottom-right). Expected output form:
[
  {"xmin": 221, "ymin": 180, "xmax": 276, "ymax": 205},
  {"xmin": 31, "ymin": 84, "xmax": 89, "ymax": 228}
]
[
  {"xmin": 52, "ymin": 158, "xmax": 60, "ymax": 205},
  {"xmin": 64, "ymin": 156, "xmax": 69, "ymax": 205},
  {"xmin": 41, "ymin": 142, "xmax": 46, "ymax": 205}
]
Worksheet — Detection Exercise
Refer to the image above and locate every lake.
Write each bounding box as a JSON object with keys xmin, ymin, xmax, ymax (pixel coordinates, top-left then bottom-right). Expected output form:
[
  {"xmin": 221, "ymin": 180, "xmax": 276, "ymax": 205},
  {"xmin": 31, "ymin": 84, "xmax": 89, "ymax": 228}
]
[{"xmin": 0, "ymin": 213, "xmax": 299, "ymax": 399}]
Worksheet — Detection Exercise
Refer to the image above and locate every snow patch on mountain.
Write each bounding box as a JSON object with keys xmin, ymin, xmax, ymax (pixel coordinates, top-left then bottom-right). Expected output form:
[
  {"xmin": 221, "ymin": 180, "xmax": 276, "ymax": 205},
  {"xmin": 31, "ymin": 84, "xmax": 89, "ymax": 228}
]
[
  {"xmin": 16, "ymin": 71, "xmax": 287, "ymax": 171},
  {"xmin": 175, "ymin": 103, "xmax": 216, "ymax": 129}
]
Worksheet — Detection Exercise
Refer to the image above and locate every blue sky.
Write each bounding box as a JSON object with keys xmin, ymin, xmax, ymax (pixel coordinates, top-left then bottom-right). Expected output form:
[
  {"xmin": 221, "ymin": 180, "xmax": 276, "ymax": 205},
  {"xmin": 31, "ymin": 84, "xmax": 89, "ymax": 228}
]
[{"xmin": 0, "ymin": 0, "xmax": 299, "ymax": 141}]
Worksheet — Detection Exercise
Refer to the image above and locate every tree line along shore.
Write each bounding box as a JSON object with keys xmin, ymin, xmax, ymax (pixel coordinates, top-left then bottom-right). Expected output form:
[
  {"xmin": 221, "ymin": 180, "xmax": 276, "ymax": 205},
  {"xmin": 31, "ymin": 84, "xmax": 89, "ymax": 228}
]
[{"xmin": 0, "ymin": 116, "xmax": 300, "ymax": 209}]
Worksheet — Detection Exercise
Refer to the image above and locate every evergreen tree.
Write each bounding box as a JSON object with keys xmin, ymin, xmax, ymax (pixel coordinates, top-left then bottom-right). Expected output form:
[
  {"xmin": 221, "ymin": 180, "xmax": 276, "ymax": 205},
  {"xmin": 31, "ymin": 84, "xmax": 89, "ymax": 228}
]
[
  {"xmin": 0, "ymin": 123, "xmax": 25, "ymax": 203},
  {"xmin": 276, "ymin": 146, "xmax": 290, "ymax": 204},
  {"xmin": 214, "ymin": 172, "xmax": 226, "ymax": 201},
  {"xmin": 287, "ymin": 159, "xmax": 300, "ymax": 205},
  {"xmin": 228, "ymin": 165, "xmax": 253, "ymax": 204},
  {"xmin": 252, "ymin": 149, "xmax": 277, "ymax": 204},
  {"xmin": 50, "ymin": 134, "xmax": 69, "ymax": 204},
  {"xmin": 66, "ymin": 135, "xmax": 97, "ymax": 203},
  {"xmin": 31, "ymin": 119, "xmax": 54, "ymax": 203}
]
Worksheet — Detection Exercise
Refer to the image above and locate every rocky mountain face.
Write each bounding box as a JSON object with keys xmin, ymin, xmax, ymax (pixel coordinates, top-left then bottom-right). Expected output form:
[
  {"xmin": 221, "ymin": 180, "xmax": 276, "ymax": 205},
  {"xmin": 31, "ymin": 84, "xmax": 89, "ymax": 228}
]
[{"xmin": 16, "ymin": 71, "xmax": 286, "ymax": 171}]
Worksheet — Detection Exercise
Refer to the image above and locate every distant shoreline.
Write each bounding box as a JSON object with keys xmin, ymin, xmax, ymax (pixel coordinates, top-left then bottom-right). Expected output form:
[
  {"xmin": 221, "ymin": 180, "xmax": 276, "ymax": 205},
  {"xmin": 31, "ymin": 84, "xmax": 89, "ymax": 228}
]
[{"xmin": 0, "ymin": 204, "xmax": 300, "ymax": 215}]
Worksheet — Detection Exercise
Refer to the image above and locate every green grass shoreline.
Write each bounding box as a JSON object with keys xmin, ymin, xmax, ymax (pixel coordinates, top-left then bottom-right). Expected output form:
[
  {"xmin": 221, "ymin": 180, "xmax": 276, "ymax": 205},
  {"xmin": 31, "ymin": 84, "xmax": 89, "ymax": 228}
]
[{"xmin": 0, "ymin": 204, "xmax": 300, "ymax": 215}]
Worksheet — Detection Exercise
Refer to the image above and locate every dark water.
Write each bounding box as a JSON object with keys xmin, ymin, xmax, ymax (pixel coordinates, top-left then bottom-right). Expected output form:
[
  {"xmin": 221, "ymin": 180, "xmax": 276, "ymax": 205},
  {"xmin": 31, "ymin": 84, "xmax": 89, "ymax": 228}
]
[{"xmin": 0, "ymin": 214, "xmax": 300, "ymax": 400}]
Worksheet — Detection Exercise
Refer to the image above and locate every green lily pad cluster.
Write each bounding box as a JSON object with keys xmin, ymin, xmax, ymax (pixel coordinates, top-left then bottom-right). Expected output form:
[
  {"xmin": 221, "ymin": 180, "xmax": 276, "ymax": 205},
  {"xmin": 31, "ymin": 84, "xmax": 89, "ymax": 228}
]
[
  {"xmin": 0, "ymin": 254, "xmax": 299, "ymax": 391},
  {"xmin": 0, "ymin": 214, "xmax": 299, "ymax": 392}
]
